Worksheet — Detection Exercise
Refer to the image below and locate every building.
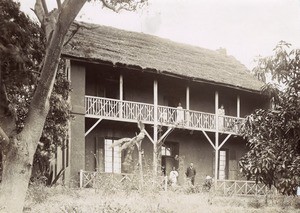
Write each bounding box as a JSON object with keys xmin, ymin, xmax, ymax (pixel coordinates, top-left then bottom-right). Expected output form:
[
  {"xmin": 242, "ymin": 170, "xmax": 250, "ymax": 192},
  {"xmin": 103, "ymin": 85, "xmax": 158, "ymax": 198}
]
[{"xmin": 58, "ymin": 22, "xmax": 268, "ymax": 187}]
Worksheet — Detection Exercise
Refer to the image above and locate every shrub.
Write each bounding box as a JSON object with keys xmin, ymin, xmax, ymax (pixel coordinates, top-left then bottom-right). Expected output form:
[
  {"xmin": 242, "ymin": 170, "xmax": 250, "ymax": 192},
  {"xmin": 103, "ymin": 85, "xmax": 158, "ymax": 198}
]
[{"xmin": 247, "ymin": 197, "xmax": 263, "ymax": 209}]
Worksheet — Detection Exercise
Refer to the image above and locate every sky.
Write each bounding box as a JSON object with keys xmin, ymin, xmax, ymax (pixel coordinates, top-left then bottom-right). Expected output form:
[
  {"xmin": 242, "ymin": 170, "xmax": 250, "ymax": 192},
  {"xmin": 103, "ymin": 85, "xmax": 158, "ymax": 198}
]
[{"xmin": 18, "ymin": 0, "xmax": 300, "ymax": 70}]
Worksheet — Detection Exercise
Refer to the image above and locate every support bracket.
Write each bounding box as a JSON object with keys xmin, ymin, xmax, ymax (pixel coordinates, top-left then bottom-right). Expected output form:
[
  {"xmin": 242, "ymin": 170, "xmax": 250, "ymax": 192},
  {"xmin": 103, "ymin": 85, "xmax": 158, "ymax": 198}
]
[
  {"xmin": 85, "ymin": 118, "xmax": 102, "ymax": 137},
  {"xmin": 218, "ymin": 134, "xmax": 232, "ymax": 149},
  {"xmin": 202, "ymin": 130, "xmax": 216, "ymax": 150},
  {"xmin": 157, "ymin": 127, "xmax": 174, "ymax": 145},
  {"xmin": 144, "ymin": 129, "xmax": 154, "ymax": 144}
]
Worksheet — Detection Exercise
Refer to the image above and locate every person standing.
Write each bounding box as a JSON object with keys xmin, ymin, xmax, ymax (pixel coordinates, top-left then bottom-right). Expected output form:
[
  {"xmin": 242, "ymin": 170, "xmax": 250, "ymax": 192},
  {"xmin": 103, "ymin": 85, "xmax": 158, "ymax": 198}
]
[
  {"xmin": 185, "ymin": 163, "xmax": 196, "ymax": 185},
  {"xmin": 176, "ymin": 103, "xmax": 184, "ymax": 124},
  {"xmin": 169, "ymin": 167, "xmax": 179, "ymax": 187},
  {"xmin": 218, "ymin": 104, "xmax": 225, "ymax": 131}
]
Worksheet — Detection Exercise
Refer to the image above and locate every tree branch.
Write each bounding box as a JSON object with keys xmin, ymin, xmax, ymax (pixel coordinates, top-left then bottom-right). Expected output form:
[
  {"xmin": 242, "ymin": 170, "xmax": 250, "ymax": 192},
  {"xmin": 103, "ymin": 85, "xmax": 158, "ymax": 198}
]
[
  {"xmin": 113, "ymin": 138, "xmax": 132, "ymax": 147},
  {"xmin": 0, "ymin": 77, "xmax": 9, "ymax": 115},
  {"xmin": 33, "ymin": 0, "xmax": 45, "ymax": 23},
  {"xmin": 22, "ymin": 0, "xmax": 87, "ymax": 148},
  {"xmin": 99, "ymin": 0, "xmax": 147, "ymax": 13},
  {"xmin": 100, "ymin": 0, "xmax": 122, "ymax": 13},
  {"xmin": 41, "ymin": 0, "xmax": 49, "ymax": 15},
  {"xmin": 56, "ymin": 0, "xmax": 62, "ymax": 10},
  {"xmin": 63, "ymin": 22, "xmax": 98, "ymax": 47},
  {"xmin": 0, "ymin": 125, "xmax": 9, "ymax": 148}
]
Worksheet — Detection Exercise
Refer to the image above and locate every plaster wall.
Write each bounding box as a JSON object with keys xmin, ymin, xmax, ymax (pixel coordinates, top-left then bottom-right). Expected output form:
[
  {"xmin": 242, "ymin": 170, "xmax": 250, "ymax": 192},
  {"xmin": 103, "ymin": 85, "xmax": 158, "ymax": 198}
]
[{"xmin": 68, "ymin": 62, "xmax": 86, "ymax": 186}]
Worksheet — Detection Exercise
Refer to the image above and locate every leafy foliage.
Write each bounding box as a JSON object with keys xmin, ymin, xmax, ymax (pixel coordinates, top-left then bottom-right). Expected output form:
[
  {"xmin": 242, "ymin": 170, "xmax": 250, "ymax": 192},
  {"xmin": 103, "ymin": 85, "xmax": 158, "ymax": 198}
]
[
  {"xmin": 92, "ymin": 0, "xmax": 147, "ymax": 12},
  {"xmin": 239, "ymin": 41, "xmax": 300, "ymax": 195},
  {"xmin": 0, "ymin": 0, "xmax": 71, "ymax": 179}
]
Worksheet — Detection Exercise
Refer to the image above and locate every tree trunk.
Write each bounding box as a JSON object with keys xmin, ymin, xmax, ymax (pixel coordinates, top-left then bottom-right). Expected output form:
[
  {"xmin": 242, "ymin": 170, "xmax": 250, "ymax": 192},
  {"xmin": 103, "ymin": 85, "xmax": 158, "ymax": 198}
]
[
  {"xmin": 136, "ymin": 141, "xmax": 143, "ymax": 189},
  {"xmin": 0, "ymin": 1, "xmax": 87, "ymax": 212},
  {"xmin": 0, "ymin": 135, "xmax": 36, "ymax": 212}
]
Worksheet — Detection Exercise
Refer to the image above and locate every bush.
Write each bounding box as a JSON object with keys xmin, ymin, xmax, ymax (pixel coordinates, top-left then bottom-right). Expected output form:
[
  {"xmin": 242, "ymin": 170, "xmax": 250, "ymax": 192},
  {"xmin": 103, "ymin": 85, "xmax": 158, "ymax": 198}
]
[{"xmin": 247, "ymin": 197, "xmax": 263, "ymax": 209}]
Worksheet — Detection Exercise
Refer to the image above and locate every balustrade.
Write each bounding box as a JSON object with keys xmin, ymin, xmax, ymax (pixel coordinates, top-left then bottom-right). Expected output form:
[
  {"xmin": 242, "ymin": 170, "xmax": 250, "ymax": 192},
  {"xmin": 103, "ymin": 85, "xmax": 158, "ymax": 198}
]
[{"xmin": 85, "ymin": 96, "xmax": 244, "ymax": 134}]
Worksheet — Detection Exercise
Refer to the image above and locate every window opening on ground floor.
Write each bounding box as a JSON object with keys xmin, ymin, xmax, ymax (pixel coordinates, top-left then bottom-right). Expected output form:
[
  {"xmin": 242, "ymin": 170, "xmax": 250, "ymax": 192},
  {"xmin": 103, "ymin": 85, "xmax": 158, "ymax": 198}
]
[{"xmin": 104, "ymin": 139, "xmax": 121, "ymax": 173}]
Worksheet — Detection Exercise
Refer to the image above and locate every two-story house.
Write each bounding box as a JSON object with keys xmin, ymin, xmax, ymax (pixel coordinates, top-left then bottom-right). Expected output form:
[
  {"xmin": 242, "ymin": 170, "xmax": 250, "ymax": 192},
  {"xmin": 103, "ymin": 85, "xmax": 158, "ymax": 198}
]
[{"xmin": 57, "ymin": 22, "xmax": 267, "ymax": 187}]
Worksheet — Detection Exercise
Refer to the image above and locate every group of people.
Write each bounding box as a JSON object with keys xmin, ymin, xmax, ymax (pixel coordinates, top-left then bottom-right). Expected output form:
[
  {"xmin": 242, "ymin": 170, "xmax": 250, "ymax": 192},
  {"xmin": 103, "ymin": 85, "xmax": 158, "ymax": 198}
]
[{"xmin": 165, "ymin": 162, "xmax": 197, "ymax": 187}]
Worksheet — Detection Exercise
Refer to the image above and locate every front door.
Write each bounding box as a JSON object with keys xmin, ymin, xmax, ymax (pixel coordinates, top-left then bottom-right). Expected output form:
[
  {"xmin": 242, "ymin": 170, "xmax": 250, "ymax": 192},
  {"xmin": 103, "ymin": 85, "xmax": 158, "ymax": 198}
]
[{"xmin": 161, "ymin": 142, "xmax": 179, "ymax": 176}]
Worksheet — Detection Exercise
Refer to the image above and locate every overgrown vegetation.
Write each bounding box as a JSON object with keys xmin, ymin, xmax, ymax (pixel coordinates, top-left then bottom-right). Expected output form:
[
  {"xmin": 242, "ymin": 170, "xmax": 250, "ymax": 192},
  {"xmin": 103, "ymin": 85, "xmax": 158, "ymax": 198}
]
[
  {"xmin": 239, "ymin": 41, "xmax": 300, "ymax": 195},
  {"xmin": 24, "ymin": 185, "xmax": 300, "ymax": 213}
]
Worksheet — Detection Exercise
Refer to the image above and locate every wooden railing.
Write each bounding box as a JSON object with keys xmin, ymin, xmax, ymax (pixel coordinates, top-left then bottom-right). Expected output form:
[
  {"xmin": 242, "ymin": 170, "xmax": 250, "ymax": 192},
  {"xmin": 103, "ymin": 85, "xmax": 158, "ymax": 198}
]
[
  {"xmin": 85, "ymin": 96, "xmax": 244, "ymax": 134},
  {"xmin": 215, "ymin": 180, "xmax": 276, "ymax": 196},
  {"xmin": 79, "ymin": 170, "xmax": 135, "ymax": 188},
  {"xmin": 79, "ymin": 170, "xmax": 276, "ymax": 196},
  {"xmin": 79, "ymin": 170, "xmax": 165, "ymax": 190}
]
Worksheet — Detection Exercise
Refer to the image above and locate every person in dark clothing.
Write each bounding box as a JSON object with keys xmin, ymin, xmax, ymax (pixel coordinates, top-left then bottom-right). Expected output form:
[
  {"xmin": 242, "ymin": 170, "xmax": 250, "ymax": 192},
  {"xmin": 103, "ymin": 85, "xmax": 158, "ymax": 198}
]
[{"xmin": 185, "ymin": 162, "xmax": 196, "ymax": 185}]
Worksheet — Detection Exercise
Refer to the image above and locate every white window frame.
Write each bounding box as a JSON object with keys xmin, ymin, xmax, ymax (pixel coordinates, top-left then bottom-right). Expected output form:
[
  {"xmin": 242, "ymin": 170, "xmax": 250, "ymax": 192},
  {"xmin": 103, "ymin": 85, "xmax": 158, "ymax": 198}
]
[{"xmin": 104, "ymin": 139, "xmax": 121, "ymax": 173}]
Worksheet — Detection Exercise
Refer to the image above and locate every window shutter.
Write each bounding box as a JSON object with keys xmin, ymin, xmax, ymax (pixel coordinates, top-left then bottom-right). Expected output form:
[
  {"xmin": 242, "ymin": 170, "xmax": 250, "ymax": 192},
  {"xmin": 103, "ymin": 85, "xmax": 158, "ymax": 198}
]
[{"xmin": 95, "ymin": 137, "xmax": 104, "ymax": 172}]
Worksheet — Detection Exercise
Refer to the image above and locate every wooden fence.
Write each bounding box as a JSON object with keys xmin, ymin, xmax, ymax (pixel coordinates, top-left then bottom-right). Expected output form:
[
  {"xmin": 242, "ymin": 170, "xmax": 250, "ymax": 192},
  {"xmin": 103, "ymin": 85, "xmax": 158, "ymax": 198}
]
[
  {"xmin": 215, "ymin": 180, "xmax": 277, "ymax": 196},
  {"xmin": 79, "ymin": 170, "xmax": 276, "ymax": 196}
]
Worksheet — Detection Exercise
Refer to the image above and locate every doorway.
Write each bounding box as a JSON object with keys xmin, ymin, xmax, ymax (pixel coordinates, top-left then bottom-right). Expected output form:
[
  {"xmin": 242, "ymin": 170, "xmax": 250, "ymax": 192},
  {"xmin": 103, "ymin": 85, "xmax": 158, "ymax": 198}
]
[{"xmin": 161, "ymin": 142, "xmax": 179, "ymax": 176}]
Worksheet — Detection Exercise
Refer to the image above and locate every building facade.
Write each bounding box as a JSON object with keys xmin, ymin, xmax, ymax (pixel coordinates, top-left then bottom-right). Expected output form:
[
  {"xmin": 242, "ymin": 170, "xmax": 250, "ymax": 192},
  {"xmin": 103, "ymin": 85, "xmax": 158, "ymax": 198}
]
[{"xmin": 58, "ymin": 22, "xmax": 268, "ymax": 186}]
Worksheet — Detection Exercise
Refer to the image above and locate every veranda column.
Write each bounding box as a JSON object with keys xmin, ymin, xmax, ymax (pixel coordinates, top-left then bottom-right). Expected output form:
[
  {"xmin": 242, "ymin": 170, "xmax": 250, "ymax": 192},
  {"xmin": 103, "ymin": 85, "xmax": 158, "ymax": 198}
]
[
  {"xmin": 153, "ymin": 80, "xmax": 158, "ymax": 177},
  {"xmin": 186, "ymin": 86, "xmax": 190, "ymax": 110},
  {"xmin": 237, "ymin": 94, "xmax": 240, "ymax": 118},
  {"xmin": 186, "ymin": 86, "xmax": 190, "ymax": 126},
  {"xmin": 119, "ymin": 74, "xmax": 123, "ymax": 118},
  {"xmin": 214, "ymin": 91, "xmax": 219, "ymax": 183}
]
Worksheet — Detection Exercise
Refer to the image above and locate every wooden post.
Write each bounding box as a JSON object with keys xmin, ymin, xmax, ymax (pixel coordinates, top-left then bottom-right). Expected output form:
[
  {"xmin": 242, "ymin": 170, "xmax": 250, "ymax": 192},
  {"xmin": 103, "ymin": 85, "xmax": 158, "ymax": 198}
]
[
  {"xmin": 214, "ymin": 91, "xmax": 219, "ymax": 183},
  {"xmin": 119, "ymin": 74, "xmax": 123, "ymax": 118},
  {"xmin": 79, "ymin": 169, "xmax": 83, "ymax": 188},
  {"xmin": 237, "ymin": 94, "xmax": 240, "ymax": 118},
  {"xmin": 186, "ymin": 86, "xmax": 190, "ymax": 110},
  {"xmin": 234, "ymin": 181, "xmax": 237, "ymax": 195},
  {"xmin": 153, "ymin": 80, "xmax": 158, "ymax": 177},
  {"xmin": 186, "ymin": 86, "xmax": 190, "ymax": 126}
]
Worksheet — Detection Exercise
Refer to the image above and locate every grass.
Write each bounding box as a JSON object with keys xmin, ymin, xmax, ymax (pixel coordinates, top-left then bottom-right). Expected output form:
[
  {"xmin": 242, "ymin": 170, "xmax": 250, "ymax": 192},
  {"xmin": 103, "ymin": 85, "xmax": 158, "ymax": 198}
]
[{"xmin": 24, "ymin": 185, "xmax": 300, "ymax": 213}]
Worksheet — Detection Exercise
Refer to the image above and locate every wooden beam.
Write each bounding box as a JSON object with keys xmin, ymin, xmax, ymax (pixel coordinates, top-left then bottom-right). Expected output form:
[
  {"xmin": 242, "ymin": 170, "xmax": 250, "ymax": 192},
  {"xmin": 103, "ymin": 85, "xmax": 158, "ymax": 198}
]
[
  {"xmin": 85, "ymin": 118, "xmax": 102, "ymax": 137},
  {"xmin": 186, "ymin": 86, "xmax": 190, "ymax": 110},
  {"xmin": 119, "ymin": 74, "xmax": 123, "ymax": 118},
  {"xmin": 153, "ymin": 80, "xmax": 158, "ymax": 176},
  {"xmin": 153, "ymin": 79, "xmax": 158, "ymax": 143},
  {"xmin": 202, "ymin": 130, "xmax": 216, "ymax": 150},
  {"xmin": 237, "ymin": 95, "xmax": 240, "ymax": 118},
  {"xmin": 119, "ymin": 74, "xmax": 123, "ymax": 101},
  {"xmin": 144, "ymin": 129, "xmax": 154, "ymax": 144},
  {"xmin": 218, "ymin": 134, "xmax": 232, "ymax": 149},
  {"xmin": 214, "ymin": 91, "xmax": 219, "ymax": 182},
  {"xmin": 158, "ymin": 127, "xmax": 174, "ymax": 145}
]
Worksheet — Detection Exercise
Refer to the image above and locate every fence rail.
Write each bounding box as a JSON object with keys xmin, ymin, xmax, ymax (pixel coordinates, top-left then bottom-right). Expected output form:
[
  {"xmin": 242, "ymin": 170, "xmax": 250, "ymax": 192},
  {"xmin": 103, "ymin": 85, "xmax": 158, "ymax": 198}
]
[
  {"xmin": 79, "ymin": 170, "xmax": 135, "ymax": 188},
  {"xmin": 85, "ymin": 96, "xmax": 244, "ymax": 134},
  {"xmin": 79, "ymin": 170, "xmax": 276, "ymax": 196},
  {"xmin": 215, "ymin": 180, "xmax": 276, "ymax": 196}
]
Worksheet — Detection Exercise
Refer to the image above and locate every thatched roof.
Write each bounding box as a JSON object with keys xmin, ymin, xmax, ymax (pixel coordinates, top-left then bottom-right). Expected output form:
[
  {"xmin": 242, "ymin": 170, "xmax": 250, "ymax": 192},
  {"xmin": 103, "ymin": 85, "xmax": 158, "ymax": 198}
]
[{"xmin": 62, "ymin": 22, "xmax": 264, "ymax": 93}]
